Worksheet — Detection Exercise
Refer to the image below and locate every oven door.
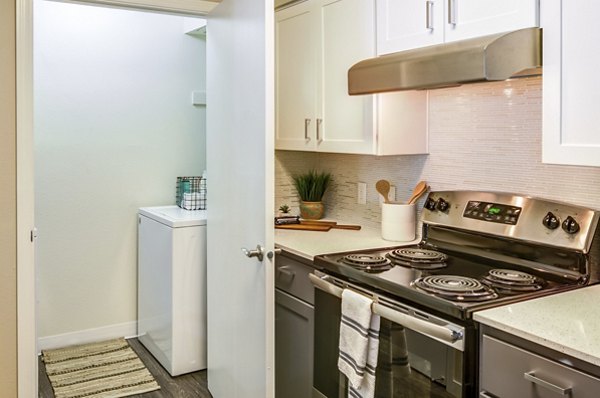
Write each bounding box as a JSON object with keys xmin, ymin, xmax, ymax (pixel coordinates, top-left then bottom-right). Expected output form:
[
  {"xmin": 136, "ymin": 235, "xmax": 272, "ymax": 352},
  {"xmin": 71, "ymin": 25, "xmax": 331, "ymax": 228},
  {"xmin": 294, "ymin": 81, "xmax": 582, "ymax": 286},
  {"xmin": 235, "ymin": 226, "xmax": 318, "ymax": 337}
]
[{"xmin": 310, "ymin": 272, "xmax": 474, "ymax": 398}]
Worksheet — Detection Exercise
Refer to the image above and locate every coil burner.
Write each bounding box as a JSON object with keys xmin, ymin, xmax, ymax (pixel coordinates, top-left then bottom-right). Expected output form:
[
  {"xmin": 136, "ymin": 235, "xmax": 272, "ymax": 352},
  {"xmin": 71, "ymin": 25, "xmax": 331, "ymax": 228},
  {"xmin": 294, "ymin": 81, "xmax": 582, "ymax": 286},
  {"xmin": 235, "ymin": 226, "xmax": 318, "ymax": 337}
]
[
  {"xmin": 340, "ymin": 254, "xmax": 393, "ymax": 273},
  {"xmin": 412, "ymin": 275, "xmax": 498, "ymax": 301},
  {"xmin": 387, "ymin": 248, "xmax": 448, "ymax": 270},
  {"xmin": 481, "ymin": 269, "xmax": 546, "ymax": 294}
]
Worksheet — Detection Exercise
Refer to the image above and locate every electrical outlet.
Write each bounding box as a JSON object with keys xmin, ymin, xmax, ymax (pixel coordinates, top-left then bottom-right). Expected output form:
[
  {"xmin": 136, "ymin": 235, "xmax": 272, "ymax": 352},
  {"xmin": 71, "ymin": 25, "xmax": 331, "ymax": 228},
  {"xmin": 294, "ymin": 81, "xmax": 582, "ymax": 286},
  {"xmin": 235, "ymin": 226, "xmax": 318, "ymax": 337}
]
[{"xmin": 357, "ymin": 182, "xmax": 367, "ymax": 205}]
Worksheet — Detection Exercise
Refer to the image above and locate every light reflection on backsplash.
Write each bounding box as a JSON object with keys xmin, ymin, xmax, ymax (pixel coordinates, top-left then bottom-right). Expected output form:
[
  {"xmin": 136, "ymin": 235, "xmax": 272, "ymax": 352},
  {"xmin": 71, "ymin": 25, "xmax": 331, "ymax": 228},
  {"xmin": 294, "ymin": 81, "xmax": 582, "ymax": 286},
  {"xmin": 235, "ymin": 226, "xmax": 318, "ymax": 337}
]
[{"xmin": 275, "ymin": 76, "xmax": 600, "ymax": 230}]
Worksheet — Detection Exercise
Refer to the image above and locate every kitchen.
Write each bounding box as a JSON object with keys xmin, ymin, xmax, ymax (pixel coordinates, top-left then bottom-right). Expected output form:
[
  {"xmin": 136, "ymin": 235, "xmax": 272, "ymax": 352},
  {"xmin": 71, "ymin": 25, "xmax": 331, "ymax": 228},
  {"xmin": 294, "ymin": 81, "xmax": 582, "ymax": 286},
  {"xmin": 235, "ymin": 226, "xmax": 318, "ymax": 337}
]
[
  {"xmin": 274, "ymin": 0, "xmax": 600, "ymax": 397},
  {"xmin": 4, "ymin": 0, "xmax": 600, "ymax": 397}
]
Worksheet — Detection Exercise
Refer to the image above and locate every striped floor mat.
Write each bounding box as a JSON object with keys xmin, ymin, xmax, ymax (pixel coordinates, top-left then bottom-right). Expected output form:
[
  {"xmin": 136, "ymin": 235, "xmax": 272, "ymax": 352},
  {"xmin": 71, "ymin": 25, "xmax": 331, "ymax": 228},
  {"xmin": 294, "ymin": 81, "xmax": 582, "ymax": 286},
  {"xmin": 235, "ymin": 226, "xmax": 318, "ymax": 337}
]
[{"xmin": 41, "ymin": 338, "xmax": 160, "ymax": 398}]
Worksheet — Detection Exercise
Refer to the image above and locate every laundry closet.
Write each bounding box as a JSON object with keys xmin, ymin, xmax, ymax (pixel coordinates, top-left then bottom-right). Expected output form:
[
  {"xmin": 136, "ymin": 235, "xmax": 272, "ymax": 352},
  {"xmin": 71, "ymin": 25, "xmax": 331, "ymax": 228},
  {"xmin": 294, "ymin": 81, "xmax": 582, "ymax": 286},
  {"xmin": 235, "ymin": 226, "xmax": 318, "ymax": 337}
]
[{"xmin": 34, "ymin": 0, "xmax": 207, "ymax": 351}]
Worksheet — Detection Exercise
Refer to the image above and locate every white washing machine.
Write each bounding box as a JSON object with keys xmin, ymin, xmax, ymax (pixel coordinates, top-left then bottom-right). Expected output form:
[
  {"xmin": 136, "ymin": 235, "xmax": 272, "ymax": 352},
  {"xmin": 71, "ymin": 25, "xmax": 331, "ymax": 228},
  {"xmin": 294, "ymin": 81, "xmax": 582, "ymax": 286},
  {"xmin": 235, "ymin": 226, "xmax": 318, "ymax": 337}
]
[{"xmin": 137, "ymin": 205, "xmax": 207, "ymax": 376}]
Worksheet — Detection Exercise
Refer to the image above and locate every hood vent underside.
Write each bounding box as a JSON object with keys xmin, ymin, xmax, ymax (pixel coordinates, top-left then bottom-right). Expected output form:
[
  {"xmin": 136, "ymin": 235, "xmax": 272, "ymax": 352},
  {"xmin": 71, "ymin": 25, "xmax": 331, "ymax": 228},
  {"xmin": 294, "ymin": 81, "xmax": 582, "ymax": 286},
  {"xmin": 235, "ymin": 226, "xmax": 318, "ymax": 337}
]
[{"xmin": 348, "ymin": 27, "xmax": 542, "ymax": 95}]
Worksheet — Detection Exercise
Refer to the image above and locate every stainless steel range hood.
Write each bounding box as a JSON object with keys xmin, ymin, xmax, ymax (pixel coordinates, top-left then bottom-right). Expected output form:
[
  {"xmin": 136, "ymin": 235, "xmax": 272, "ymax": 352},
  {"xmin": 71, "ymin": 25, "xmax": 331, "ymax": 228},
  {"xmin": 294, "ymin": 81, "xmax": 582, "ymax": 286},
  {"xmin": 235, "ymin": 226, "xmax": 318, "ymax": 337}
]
[{"xmin": 348, "ymin": 27, "xmax": 542, "ymax": 95}]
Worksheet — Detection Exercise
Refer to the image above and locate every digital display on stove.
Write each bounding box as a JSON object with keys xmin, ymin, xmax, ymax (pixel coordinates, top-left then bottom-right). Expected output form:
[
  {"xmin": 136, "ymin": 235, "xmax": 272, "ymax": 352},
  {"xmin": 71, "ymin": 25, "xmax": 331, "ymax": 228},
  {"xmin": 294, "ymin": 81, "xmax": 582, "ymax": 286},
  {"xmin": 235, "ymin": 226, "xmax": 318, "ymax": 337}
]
[
  {"xmin": 463, "ymin": 201, "xmax": 522, "ymax": 225},
  {"xmin": 487, "ymin": 207, "xmax": 501, "ymax": 215}
]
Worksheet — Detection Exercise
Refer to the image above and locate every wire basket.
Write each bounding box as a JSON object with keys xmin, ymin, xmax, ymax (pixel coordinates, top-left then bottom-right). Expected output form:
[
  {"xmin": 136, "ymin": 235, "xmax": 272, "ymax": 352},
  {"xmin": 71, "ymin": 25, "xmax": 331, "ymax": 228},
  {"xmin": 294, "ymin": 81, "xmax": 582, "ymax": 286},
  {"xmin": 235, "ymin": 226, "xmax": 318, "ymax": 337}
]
[{"xmin": 176, "ymin": 176, "xmax": 206, "ymax": 210}]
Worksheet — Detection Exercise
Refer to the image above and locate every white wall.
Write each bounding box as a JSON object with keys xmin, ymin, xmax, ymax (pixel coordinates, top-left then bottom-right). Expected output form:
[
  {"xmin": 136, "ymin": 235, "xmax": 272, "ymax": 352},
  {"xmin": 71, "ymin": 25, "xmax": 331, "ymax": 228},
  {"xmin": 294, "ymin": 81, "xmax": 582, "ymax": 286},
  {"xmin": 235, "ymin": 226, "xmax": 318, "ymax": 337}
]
[
  {"xmin": 276, "ymin": 77, "xmax": 600, "ymax": 229},
  {"xmin": 34, "ymin": 0, "xmax": 206, "ymax": 341}
]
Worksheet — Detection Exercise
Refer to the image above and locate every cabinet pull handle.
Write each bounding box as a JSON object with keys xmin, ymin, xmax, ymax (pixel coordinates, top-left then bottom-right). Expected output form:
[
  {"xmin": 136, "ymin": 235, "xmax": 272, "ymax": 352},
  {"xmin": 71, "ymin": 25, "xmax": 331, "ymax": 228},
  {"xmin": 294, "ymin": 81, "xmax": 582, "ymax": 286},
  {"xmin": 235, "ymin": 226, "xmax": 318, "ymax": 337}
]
[
  {"xmin": 316, "ymin": 118, "xmax": 323, "ymax": 143},
  {"xmin": 304, "ymin": 118, "xmax": 311, "ymax": 141},
  {"xmin": 277, "ymin": 266, "xmax": 295, "ymax": 282},
  {"xmin": 479, "ymin": 392, "xmax": 496, "ymax": 398},
  {"xmin": 426, "ymin": 1, "xmax": 434, "ymax": 30},
  {"xmin": 448, "ymin": 0, "xmax": 457, "ymax": 25},
  {"xmin": 524, "ymin": 372, "xmax": 572, "ymax": 395}
]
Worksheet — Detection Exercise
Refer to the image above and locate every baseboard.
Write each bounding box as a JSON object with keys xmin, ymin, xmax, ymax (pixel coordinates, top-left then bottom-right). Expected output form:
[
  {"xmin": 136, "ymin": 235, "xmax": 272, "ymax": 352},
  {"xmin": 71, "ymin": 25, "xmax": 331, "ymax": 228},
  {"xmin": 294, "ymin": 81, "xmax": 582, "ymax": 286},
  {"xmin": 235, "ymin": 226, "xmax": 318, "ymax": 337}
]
[{"xmin": 37, "ymin": 321, "xmax": 138, "ymax": 353}]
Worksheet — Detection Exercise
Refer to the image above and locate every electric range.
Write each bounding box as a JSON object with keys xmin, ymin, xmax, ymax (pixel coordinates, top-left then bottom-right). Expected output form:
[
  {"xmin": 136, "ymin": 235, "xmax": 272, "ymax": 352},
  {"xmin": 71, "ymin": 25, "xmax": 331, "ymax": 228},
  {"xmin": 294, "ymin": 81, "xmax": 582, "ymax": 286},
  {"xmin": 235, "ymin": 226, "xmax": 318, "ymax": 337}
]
[
  {"xmin": 314, "ymin": 191, "xmax": 600, "ymax": 320},
  {"xmin": 311, "ymin": 191, "xmax": 600, "ymax": 397}
]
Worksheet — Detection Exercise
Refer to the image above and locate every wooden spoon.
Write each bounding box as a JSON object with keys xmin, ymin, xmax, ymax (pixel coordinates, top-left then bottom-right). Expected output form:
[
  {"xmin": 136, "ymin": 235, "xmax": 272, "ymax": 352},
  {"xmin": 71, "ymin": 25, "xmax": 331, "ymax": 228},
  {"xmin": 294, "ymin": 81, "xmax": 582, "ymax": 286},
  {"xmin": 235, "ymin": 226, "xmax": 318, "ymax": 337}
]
[
  {"xmin": 407, "ymin": 181, "xmax": 428, "ymax": 204},
  {"xmin": 375, "ymin": 180, "xmax": 391, "ymax": 203}
]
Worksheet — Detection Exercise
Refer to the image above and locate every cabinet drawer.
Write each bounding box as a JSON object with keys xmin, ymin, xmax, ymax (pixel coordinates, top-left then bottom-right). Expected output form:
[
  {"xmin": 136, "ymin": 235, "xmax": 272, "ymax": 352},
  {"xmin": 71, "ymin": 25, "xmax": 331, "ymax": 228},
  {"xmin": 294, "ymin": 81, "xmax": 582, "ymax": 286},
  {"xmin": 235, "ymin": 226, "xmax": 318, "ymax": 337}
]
[
  {"xmin": 275, "ymin": 254, "xmax": 314, "ymax": 305},
  {"xmin": 481, "ymin": 335, "xmax": 600, "ymax": 398}
]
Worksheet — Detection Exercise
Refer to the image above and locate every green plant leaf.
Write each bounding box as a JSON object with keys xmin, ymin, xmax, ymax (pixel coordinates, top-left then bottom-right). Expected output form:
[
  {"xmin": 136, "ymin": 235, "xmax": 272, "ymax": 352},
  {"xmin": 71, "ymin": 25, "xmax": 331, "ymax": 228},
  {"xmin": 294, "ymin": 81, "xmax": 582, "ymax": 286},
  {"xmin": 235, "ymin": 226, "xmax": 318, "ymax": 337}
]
[{"xmin": 292, "ymin": 170, "xmax": 332, "ymax": 202}]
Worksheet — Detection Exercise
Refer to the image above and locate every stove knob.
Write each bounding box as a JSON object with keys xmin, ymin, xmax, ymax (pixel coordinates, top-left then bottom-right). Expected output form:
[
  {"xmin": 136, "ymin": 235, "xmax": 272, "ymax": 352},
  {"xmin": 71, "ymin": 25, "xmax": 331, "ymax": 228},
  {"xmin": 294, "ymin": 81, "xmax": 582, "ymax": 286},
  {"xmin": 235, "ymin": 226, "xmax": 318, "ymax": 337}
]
[
  {"xmin": 424, "ymin": 197, "xmax": 437, "ymax": 211},
  {"xmin": 542, "ymin": 212, "xmax": 560, "ymax": 230},
  {"xmin": 562, "ymin": 216, "xmax": 580, "ymax": 234},
  {"xmin": 436, "ymin": 198, "xmax": 450, "ymax": 212}
]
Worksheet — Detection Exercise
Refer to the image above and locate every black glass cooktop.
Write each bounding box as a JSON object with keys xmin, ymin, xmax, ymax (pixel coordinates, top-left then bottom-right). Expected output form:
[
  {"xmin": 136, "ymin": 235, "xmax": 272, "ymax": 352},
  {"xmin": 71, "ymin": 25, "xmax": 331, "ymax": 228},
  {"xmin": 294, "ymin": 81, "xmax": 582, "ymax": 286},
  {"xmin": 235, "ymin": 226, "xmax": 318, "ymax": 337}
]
[{"xmin": 313, "ymin": 243, "xmax": 582, "ymax": 320}]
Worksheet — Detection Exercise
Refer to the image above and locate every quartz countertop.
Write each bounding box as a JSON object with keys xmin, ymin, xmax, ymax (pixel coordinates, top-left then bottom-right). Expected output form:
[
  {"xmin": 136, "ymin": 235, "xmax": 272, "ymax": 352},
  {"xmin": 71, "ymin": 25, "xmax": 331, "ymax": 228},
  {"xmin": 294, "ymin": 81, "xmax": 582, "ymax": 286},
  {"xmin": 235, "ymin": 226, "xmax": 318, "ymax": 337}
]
[
  {"xmin": 474, "ymin": 284, "xmax": 600, "ymax": 367},
  {"xmin": 275, "ymin": 224, "xmax": 419, "ymax": 260}
]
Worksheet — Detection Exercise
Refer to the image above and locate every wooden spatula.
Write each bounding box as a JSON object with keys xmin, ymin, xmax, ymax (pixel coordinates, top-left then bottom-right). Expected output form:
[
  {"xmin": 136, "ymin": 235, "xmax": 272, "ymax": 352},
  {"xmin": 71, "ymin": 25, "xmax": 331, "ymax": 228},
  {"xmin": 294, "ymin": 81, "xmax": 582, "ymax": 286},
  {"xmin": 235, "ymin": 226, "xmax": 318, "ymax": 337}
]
[
  {"xmin": 407, "ymin": 181, "xmax": 428, "ymax": 204},
  {"xmin": 376, "ymin": 180, "xmax": 391, "ymax": 203}
]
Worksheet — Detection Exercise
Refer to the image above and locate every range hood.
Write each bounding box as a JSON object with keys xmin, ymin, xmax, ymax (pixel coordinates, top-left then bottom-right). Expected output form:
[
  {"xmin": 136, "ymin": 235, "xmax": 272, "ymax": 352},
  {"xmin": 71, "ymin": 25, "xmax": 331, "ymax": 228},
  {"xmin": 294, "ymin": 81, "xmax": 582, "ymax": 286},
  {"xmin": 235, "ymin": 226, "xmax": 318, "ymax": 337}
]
[{"xmin": 348, "ymin": 27, "xmax": 542, "ymax": 95}]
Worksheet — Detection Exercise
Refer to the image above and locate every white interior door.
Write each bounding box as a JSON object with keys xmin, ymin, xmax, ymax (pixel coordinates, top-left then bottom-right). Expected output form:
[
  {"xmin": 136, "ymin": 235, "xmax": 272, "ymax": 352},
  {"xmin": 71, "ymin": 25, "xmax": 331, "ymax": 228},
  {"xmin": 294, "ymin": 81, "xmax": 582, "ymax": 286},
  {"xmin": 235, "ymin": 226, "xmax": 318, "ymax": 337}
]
[{"xmin": 206, "ymin": 0, "xmax": 275, "ymax": 397}]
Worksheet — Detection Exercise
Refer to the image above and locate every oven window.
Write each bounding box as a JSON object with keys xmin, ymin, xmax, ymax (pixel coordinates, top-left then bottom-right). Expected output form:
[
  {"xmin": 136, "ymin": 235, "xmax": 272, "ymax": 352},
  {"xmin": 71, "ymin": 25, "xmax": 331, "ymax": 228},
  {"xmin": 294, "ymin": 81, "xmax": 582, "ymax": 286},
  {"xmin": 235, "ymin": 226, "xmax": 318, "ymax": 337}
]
[
  {"xmin": 313, "ymin": 289, "xmax": 467, "ymax": 398},
  {"xmin": 375, "ymin": 319, "xmax": 460, "ymax": 398}
]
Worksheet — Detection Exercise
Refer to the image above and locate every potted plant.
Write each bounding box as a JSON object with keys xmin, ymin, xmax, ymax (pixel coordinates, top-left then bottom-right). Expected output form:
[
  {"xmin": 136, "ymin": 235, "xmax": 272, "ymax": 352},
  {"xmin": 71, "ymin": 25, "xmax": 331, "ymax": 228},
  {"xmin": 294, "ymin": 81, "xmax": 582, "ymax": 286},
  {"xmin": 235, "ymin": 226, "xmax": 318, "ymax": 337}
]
[
  {"xmin": 278, "ymin": 204, "xmax": 291, "ymax": 215},
  {"xmin": 292, "ymin": 170, "xmax": 332, "ymax": 220}
]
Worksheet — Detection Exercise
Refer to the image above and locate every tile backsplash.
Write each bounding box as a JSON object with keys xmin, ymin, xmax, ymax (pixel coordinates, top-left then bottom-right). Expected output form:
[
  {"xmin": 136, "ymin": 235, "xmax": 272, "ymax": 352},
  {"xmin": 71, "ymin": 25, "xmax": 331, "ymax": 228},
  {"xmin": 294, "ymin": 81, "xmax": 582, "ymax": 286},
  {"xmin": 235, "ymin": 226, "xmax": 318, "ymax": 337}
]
[{"xmin": 276, "ymin": 76, "xmax": 600, "ymax": 230}]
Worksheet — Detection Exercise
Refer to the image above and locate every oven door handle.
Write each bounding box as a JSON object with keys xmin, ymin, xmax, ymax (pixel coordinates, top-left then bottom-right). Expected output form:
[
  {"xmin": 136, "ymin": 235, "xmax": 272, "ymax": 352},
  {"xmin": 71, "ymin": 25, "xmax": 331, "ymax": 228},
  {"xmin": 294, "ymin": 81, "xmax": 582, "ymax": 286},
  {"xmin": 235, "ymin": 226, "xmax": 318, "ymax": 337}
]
[
  {"xmin": 309, "ymin": 273, "xmax": 462, "ymax": 345},
  {"xmin": 309, "ymin": 272, "xmax": 344, "ymax": 296},
  {"xmin": 371, "ymin": 303, "xmax": 460, "ymax": 344}
]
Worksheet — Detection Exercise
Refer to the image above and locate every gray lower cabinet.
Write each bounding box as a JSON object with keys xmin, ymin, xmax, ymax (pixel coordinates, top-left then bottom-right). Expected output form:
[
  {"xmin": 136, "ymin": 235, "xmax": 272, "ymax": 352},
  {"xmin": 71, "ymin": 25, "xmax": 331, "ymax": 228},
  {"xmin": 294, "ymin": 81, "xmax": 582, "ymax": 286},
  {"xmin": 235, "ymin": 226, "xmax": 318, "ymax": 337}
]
[
  {"xmin": 275, "ymin": 254, "xmax": 314, "ymax": 398},
  {"xmin": 480, "ymin": 334, "xmax": 600, "ymax": 398}
]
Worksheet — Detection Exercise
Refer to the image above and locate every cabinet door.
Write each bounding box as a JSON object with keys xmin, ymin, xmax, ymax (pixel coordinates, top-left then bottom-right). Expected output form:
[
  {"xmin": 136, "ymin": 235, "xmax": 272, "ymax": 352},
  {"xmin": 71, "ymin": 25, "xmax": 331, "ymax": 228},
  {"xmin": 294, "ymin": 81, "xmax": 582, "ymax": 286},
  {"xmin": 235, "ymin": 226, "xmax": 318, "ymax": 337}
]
[
  {"xmin": 275, "ymin": 2, "xmax": 317, "ymax": 151},
  {"xmin": 445, "ymin": 0, "xmax": 538, "ymax": 43},
  {"xmin": 542, "ymin": 0, "xmax": 600, "ymax": 166},
  {"xmin": 275, "ymin": 289, "xmax": 314, "ymax": 398},
  {"xmin": 316, "ymin": 0, "xmax": 376, "ymax": 154},
  {"xmin": 377, "ymin": 0, "xmax": 444, "ymax": 55}
]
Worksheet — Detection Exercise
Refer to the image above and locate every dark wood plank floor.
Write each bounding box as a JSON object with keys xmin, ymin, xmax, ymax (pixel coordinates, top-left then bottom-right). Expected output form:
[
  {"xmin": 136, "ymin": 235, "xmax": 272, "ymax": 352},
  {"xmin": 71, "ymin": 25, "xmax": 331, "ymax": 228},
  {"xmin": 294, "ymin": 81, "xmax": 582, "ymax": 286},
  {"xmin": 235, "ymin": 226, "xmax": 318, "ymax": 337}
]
[{"xmin": 39, "ymin": 338, "xmax": 213, "ymax": 398}]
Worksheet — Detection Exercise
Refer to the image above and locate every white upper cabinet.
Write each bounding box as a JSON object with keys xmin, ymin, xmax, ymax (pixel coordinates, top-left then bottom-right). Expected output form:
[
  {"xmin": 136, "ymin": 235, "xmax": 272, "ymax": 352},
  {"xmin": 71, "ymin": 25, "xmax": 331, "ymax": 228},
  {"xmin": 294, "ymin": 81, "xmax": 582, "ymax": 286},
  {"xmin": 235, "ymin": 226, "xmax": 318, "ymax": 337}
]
[
  {"xmin": 316, "ymin": 0, "xmax": 376, "ymax": 154},
  {"xmin": 377, "ymin": 0, "xmax": 539, "ymax": 55},
  {"xmin": 376, "ymin": 0, "xmax": 444, "ymax": 54},
  {"xmin": 275, "ymin": 1, "xmax": 317, "ymax": 151},
  {"xmin": 445, "ymin": 0, "xmax": 539, "ymax": 43},
  {"xmin": 542, "ymin": 0, "xmax": 600, "ymax": 167},
  {"xmin": 276, "ymin": 0, "xmax": 428, "ymax": 155}
]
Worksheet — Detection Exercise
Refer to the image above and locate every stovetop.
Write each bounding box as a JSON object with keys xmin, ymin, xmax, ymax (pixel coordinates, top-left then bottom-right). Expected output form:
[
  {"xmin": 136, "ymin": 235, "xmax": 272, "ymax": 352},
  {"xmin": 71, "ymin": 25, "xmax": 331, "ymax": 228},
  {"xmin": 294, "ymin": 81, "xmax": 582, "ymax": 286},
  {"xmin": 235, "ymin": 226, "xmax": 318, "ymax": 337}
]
[
  {"xmin": 314, "ymin": 243, "xmax": 583, "ymax": 320},
  {"xmin": 313, "ymin": 190, "xmax": 600, "ymax": 321}
]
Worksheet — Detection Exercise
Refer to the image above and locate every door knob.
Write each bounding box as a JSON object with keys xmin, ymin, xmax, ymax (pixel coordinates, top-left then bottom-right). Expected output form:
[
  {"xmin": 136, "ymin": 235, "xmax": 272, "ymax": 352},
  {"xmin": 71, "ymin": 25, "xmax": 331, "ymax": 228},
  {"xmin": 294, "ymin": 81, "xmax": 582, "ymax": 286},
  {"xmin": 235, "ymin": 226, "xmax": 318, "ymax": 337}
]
[{"xmin": 242, "ymin": 245, "xmax": 265, "ymax": 261}]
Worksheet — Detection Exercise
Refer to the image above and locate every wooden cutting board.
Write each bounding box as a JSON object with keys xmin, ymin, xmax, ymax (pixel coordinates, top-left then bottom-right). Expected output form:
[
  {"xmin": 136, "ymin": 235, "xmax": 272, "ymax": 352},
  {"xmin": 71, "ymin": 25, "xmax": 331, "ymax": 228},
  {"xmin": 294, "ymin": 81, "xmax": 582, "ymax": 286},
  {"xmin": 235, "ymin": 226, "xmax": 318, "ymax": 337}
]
[
  {"xmin": 275, "ymin": 220, "xmax": 361, "ymax": 231},
  {"xmin": 275, "ymin": 223, "xmax": 332, "ymax": 232},
  {"xmin": 300, "ymin": 220, "xmax": 361, "ymax": 230}
]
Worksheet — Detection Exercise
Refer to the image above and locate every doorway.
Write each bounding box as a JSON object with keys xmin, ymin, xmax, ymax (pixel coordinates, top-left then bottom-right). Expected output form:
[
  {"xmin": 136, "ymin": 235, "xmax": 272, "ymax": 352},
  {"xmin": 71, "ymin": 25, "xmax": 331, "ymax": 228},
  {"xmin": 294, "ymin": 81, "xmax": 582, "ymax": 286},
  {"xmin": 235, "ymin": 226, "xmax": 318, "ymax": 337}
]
[
  {"xmin": 34, "ymin": 0, "xmax": 207, "ymax": 351},
  {"xmin": 19, "ymin": 0, "xmax": 213, "ymax": 394},
  {"xmin": 17, "ymin": 0, "xmax": 276, "ymax": 396}
]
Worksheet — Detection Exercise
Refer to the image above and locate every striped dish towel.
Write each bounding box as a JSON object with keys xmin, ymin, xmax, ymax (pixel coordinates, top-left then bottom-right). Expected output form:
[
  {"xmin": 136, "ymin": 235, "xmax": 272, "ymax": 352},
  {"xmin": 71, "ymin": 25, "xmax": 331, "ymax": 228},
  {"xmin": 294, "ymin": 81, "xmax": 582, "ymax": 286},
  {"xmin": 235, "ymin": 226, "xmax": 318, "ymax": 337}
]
[{"xmin": 338, "ymin": 289, "xmax": 380, "ymax": 398}]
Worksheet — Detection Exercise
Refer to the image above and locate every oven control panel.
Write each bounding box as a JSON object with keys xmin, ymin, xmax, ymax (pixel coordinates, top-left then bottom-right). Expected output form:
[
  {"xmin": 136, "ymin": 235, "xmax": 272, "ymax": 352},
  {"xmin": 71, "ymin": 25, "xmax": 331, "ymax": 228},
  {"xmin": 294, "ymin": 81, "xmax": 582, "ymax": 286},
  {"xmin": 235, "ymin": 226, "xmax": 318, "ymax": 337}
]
[
  {"xmin": 463, "ymin": 201, "xmax": 522, "ymax": 225},
  {"xmin": 421, "ymin": 191, "xmax": 600, "ymax": 252}
]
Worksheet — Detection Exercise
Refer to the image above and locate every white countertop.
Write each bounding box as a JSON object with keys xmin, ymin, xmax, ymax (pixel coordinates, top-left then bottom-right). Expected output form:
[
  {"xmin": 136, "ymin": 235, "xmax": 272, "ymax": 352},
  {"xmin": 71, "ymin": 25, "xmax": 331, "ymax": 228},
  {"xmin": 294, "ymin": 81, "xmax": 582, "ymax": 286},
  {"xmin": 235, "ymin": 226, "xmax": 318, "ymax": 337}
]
[
  {"xmin": 474, "ymin": 284, "xmax": 600, "ymax": 367},
  {"xmin": 275, "ymin": 225, "xmax": 419, "ymax": 260}
]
